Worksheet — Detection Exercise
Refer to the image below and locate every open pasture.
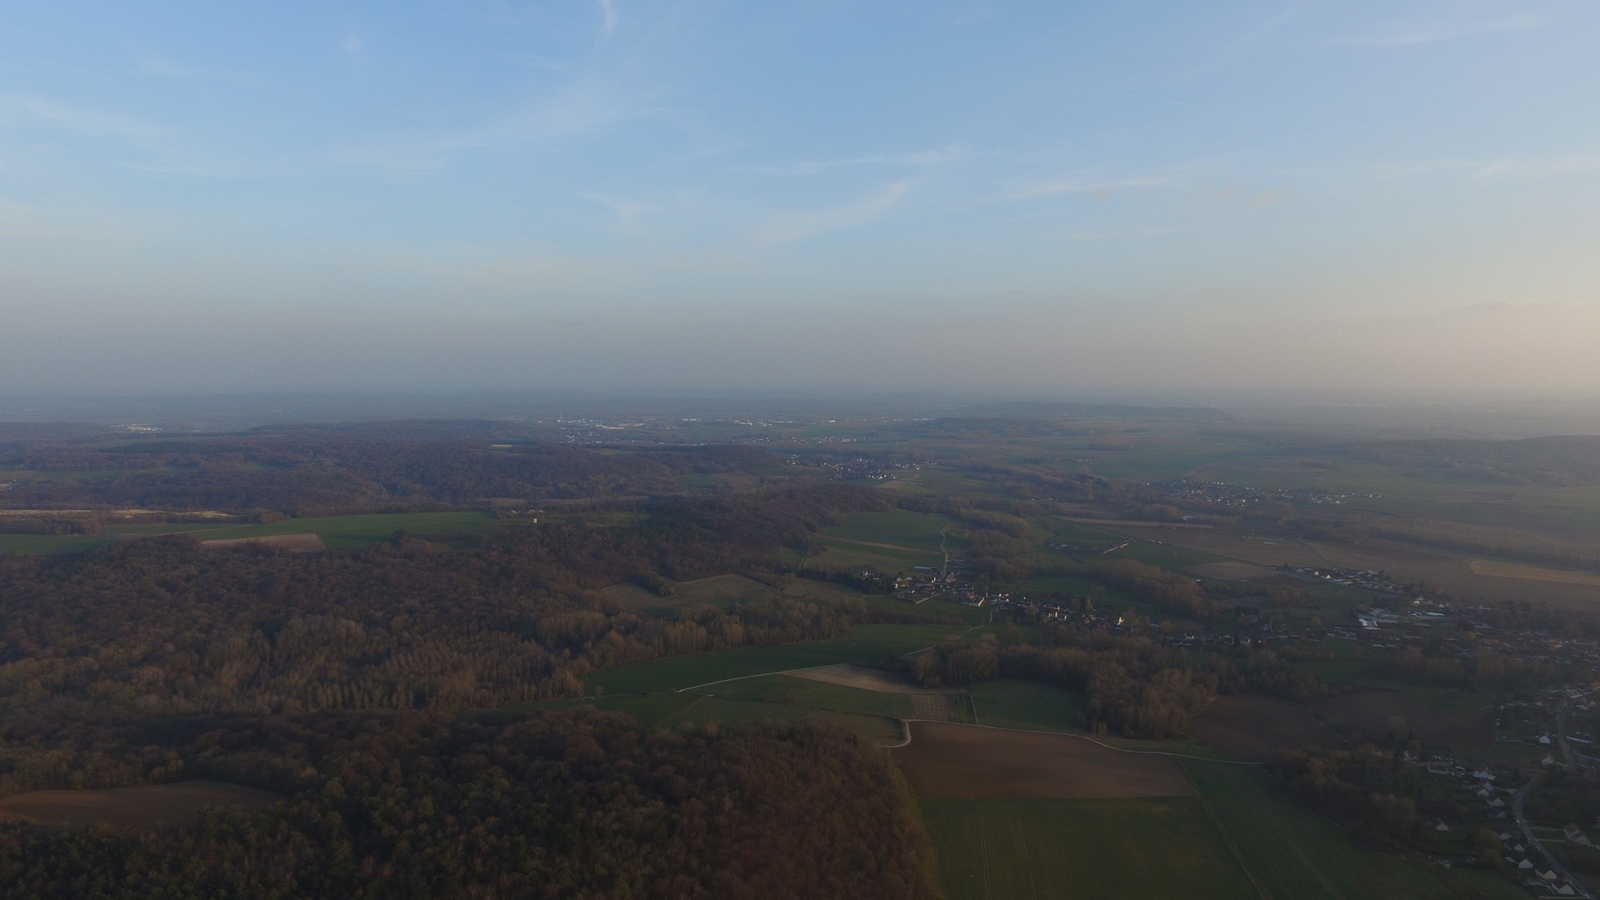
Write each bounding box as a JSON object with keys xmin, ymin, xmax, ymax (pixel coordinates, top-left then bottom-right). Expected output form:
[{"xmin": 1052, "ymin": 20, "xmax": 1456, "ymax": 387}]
[
  {"xmin": 918, "ymin": 796, "xmax": 1260, "ymax": 900},
  {"xmin": 0, "ymin": 781, "xmax": 281, "ymax": 830},
  {"xmin": 1183, "ymin": 760, "xmax": 1519, "ymax": 900},
  {"xmin": 582, "ymin": 623, "xmax": 960, "ymax": 694},
  {"xmin": 892, "ymin": 721, "xmax": 1193, "ymax": 799},
  {"xmin": 1187, "ymin": 692, "xmax": 1344, "ymax": 762},
  {"xmin": 1320, "ymin": 688, "xmax": 1493, "ymax": 756}
]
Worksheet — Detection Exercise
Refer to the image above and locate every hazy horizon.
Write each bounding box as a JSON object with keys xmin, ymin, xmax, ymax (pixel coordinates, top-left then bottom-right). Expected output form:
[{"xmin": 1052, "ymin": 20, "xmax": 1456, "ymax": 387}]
[{"xmin": 4, "ymin": 1, "xmax": 1598, "ymax": 395}]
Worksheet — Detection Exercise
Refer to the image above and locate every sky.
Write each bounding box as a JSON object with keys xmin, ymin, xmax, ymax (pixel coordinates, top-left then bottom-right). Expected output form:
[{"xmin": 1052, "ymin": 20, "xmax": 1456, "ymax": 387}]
[{"xmin": 1, "ymin": 0, "xmax": 1598, "ymax": 399}]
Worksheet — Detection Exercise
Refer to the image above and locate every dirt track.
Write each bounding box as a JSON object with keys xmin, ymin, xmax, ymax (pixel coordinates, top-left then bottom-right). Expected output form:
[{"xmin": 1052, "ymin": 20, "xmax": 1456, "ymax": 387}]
[
  {"xmin": 202, "ymin": 533, "xmax": 327, "ymax": 552},
  {"xmin": 891, "ymin": 722, "xmax": 1194, "ymax": 799}
]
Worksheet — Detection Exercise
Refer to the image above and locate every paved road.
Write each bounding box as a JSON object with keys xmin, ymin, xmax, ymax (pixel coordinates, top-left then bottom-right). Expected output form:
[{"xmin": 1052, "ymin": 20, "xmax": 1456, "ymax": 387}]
[{"xmin": 1511, "ymin": 696, "xmax": 1597, "ymax": 899}]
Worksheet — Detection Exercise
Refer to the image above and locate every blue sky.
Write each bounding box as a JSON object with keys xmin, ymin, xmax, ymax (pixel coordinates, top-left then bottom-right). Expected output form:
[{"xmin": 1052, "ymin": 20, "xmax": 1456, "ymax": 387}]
[{"xmin": 1, "ymin": 1, "xmax": 1597, "ymax": 397}]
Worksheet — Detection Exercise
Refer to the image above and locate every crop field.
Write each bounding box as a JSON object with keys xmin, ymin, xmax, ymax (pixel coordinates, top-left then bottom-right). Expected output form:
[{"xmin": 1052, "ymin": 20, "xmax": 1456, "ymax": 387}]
[
  {"xmin": 1187, "ymin": 693, "xmax": 1345, "ymax": 762},
  {"xmin": 918, "ymin": 796, "xmax": 1260, "ymax": 900},
  {"xmin": 1468, "ymin": 558, "xmax": 1600, "ymax": 587},
  {"xmin": 582, "ymin": 623, "xmax": 961, "ymax": 694},
  {"xmin": 0, "ymin": 781, "xmax": 281, "ymax": 830},
  {"xmin": 1320, "ymin": 688, "xmax": 1493, "ymax": 756},
  {"xmin": 1182, "ymin": 760, "xmax": 1521, "ymax": 900},
  {"xmin": 968, "ymin": 680, "xmax": 1084, "ymax": 733},
  {"xmin": 892, "ymin": 722, "xmax": 1193, "ymax": 799}
]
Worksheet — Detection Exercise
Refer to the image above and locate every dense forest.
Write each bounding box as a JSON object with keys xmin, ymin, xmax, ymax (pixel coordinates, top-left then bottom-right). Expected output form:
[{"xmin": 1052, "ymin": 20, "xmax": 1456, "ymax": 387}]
[
  {"xmin": 0, "ymin": 486, "xmax": 899, "ymax": 716},
  {"xmin": 0, "ymin": 434, "xmax": 782, "ymax": 514},
  {"xmin": 0, "ymin": 710, "xmax": 940, "ymax": 900}
]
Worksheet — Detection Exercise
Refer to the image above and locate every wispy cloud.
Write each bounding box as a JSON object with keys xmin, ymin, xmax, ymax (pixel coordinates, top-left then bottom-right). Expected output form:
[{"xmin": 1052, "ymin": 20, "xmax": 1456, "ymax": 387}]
[
  {"xmin": 749, "ymin": 146, "xmax": 963, "ymax": 177},
  {"xmin": 1380, "ymin": 151, "xmax": 1600, "ymax": 181},
  {"xmin": 756, "ymin": 182, "xmax": 909, "ymax": 244},
  {"xmin": 0, "ymin": 94, "xmax": 171, "ymax": 149},
  {"xmin": 1348, "ymin": 15, "xmax": 1542, "ymax": 46},
  {"xmin": 587, "ymin": 194, "xmax": 647, "ymax": 224},
  {"xmin": 1004, "ymin": 175, "xmax": 1170, "ymax": 200},
  {"xmin": 599, "ymin": 0, "xmax": 618, "ymax": 37},
  {"xmin": 318, "ymin": 80, "xmax": 659, "ymax": 174},
  {"xmin": 1051, "ymin": 226, "xmax": 1182, "ymax": 242}
]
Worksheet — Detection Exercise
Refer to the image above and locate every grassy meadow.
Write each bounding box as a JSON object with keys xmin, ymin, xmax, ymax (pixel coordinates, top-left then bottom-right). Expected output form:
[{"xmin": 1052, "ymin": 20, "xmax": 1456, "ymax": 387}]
[{"xmin": 918, "ymin": 796, "xmax": 1260, "ymax": 900}]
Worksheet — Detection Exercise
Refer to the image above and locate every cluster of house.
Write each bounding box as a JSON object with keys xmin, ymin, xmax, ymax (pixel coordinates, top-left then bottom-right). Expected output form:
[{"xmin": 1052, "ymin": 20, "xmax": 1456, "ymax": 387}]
[
  {"xmin": 1150, "ymin": 477, "xmax": 1380, "ymax": 509},
  {"xmin": 1493, "ymin": 828, "xmax": 1581, "ymax": 896},
  {"xmin": 1275, "ymin": 566, "xmax": 1402, "ymax": 595}
]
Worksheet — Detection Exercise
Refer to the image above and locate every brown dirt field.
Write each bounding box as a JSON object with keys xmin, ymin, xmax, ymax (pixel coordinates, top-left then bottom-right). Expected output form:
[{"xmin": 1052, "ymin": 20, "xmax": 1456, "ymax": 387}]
[
  {"xmin": 1144, "ymin": 526, "xmax": 1600, "ymax": 606},
  {"xmin": 891, "ymin": 722, "xmax": 1194, "ymax": 799},
  {"xmin": 1321, "ymin": 690, "xmax": 1494, "ymax": 755},
  {"xmin": 791, "ymin": 664, "xmax": 929, "ymax": 694},
  {"xmin": 0, "ymin": 781, "xmax": 282, "ymax": 829},
  {"xmin": 1468, "ymin": 559, "xmax": 1600, "ymax": 588},
  {"xmin": 202, "ymin": 533, "xmax": 326, "ymax": 552},
  {"xmin": 1187, "ymin": 693, "xmax": 1345, "ymax": 762}
]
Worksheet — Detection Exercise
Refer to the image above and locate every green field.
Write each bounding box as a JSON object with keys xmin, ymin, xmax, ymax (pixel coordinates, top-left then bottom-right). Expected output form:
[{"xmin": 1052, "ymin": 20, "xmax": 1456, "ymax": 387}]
[
  {"xmin": 810, "ymin": 540, "xmax": 943, "ymax": 574},
  {"xmin": 1105, "ymin": 540, "xmax": 1229, "ymax": 569},
  {"xmin": 702, "ymin": 673, "xmax": 917, "ymax": 719},
  {"xmin": 1182, "ymin": 760, "xmax": 1522, "ymax": 900},
  {"xmin": 918, "ymin": 796, "xmax": 1260, "ymax": 900},
  {"xmin": 968, "ymin": 680, "xmax": 1085, "ymax": 732},
  {"xmin": 812, "ymin": 510, "xmax": 961, "ymax": 573},
  {"xmin": 0, "ymin": 511, "xmax": 499, "ymax": 555},
  {"xmin": 582, "ymin": 623, "xmax": 961, "ymax": 694},
  {"xmin": 820, "ymin": 510, "xmax": 959, "ymax": 551}
]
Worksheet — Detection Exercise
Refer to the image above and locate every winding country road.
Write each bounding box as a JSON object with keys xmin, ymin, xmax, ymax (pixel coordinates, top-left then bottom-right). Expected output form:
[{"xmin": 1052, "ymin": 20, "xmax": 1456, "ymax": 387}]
[{"xmin": 1511, "ymin": 694, "xmax": 1597, "ymax": 899}]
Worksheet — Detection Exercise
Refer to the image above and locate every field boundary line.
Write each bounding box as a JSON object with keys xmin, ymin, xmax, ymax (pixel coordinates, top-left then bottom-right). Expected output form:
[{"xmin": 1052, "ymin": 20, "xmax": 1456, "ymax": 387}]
[
  {"xmin": 1179, "ymin": 759, "xmax": 1275, "ymax": 900},
  {"xmin": 892, "ymin": 719, "xmax": 1262, "ymax": 764}
]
